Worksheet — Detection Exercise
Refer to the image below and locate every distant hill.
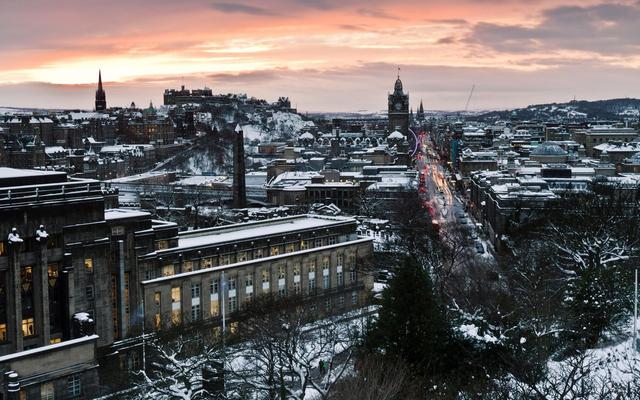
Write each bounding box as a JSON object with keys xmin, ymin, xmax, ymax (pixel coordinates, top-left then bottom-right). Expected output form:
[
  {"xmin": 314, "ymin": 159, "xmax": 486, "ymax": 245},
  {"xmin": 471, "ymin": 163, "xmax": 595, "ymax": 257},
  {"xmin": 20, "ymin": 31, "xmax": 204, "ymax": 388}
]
[{"xmin": 474, "ymin": 98, "xmax": 640, "ymax": 122}]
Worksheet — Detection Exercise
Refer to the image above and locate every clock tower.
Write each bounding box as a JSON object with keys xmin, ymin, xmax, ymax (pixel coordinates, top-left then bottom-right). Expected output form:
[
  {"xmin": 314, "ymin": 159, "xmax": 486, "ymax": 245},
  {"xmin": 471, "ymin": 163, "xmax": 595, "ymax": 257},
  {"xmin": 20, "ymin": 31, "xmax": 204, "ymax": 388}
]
[{"xmin": 387, "ymin": 69, "xmax": 409, "ymax": 135}]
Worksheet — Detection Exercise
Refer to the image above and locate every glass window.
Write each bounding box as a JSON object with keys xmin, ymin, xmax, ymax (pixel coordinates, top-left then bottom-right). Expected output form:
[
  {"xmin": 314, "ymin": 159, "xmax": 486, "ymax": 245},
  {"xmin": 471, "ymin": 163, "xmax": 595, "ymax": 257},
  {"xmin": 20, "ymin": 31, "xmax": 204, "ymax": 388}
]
[
  {"xmin": 162, "ymin": 264, "xmax": 175, "ymax": 277},
  {"xmin": 41, "ymin": 382, "xmax": 55, "ymax": 400},
  {"xmin": 245, "ymin": 274, "xmax": 253, "ymax": 287},
  {"xmin": 209, "ymin": 279, "xmax": 218, "ymax": 294},
  {"xmin": 183, "ymin": 261, "xmax": 193, "ymax": 272},
  {"xmin": 171, "ymin": 287, "xmax": 181, "ymax": 303},
  {"xmin": 278, "ymin": 266, "xmax": 286, "ymax": 279},
  {"xmin": 84, "ymin": 258, "xmax": 93, "ymax": 272},
  {"xmin": 238, "ymin": 251, "xmax": 247, "ymax": 262},
  {"xmin": 67, "ymin": 375, "xmax": 81, "ymax": 397},
  {"xmin": 228, "ymin": 277, "xmax": 236, "ymax": 290},
  {"xmin": 85, "ymin": 285, "xmax": 94, "ymax": 300},
  {"xmin": 0, "ymin": 324, "xmax": 6, "ymax": 342},
  {"xmin": 154, "ymin": 292, "xmax": 161, "ymax": 307},
  {"xmin": 262, "ymin": 269, "xmax": 269, "ymax": 283},
  {"xmin": 191, "ymin": 283, "xmax": 201, "ymax": 299},
  {"xmin": 191, "ymin": 304, "xmax": 201, "ymax": 321}
]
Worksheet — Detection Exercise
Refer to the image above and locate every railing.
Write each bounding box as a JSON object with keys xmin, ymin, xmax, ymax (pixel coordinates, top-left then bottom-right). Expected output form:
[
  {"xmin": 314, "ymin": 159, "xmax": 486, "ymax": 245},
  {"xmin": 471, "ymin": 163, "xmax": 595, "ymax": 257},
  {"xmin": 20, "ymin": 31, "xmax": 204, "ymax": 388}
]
[{"xmin": 0, "ymin": 180, "xmax": 106, "ymax": 207}]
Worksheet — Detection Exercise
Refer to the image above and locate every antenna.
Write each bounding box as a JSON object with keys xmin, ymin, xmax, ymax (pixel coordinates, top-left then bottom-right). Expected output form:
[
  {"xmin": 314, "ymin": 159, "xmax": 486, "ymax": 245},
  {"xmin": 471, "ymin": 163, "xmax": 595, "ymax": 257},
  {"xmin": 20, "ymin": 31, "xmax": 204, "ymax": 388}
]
[{"xmin": 464, "ymin": 84, "xmax": 475, "ymax": 112}]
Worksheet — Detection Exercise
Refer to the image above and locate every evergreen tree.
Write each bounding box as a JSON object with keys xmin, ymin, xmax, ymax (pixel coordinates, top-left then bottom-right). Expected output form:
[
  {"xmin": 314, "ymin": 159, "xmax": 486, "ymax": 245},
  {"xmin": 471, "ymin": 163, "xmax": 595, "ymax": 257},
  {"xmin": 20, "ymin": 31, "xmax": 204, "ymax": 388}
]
[{"xmin": 366, "ymin": 256, "xmax": 452, "ymax": 375}]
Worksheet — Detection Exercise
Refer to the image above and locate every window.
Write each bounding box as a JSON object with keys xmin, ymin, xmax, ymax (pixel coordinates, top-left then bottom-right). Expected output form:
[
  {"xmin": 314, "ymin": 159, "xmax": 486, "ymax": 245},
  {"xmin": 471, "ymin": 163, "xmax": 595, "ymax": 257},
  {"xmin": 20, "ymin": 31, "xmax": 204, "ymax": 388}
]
[
  {"xmin": 300, "ymin": 240, "xmax": 308, "ymax": 250},
  {"xmin": 337, "ymin": 254, "xmax": 344, "ymax": 267},
  {"xmin": 262, "ymin": 270, "xmax": 270, "ymax": 283},
  {"xmin": 191, "ymin": 283, "xmax": 201, "ymax": 299},
  {"xmin": 50, "ymin": 337, "xmax": 61, "ymax": 344},
  {"xmin": 191, "ymin": 304, "xmax": 201, "ymax": 321},
  {"xmin": 41, "ymin": 382, "xmax": 55, "ymax": 400},
  {"xmin": 85, "ymin": 285, "xmax": 94, "ymax": 300},
  {"xmin": 285, "ymin": 243, "xmax": 295, "ymax": 253},
  {"xmin": 0, "ymin": 324, "xmax": 7, "ymax": 342},
  {"xmin": 270, "ymin": 246, "xmax": 280, "ymax": 256},
  {"xmin": 314, "ymin": 239, "xmax": 322, "ymax": 248},
  {"xmin": 254, "ymin": 248, "xmax": 263, "ymax": 259},
  {"xmin": 162, "ymin": 264, "xmax": 175, "ymax": 276},
  {"xmin": 338, "ymin": 295, "xmax": 345, "ymax": 308},
  {"xmin": 210, "ymin": 279, "xmax": 219, "ymax": 295},
  {"xmin": 351, "ymin": 291, "xmax": 358, "ymax": 305},
  {"xmin": 154, "ymin": 292, "xmax": 161, "ymax": 307},
  {"xmin": 349, "ymin": 267, "xmax": 357, "ymax": 283},
  {"xmin": 22, "ymin": 318, "xmax": 34, "ymax": 337},
  {"xmin": 324, "ymin": 298, "xmax": 331, "ymax": 311},
  {"xmin": 337, "ymin": 269, "xmax": 344, "ymax": 287},
  {"xmin": 155, "ymin": 240, "xmax": 168, "ymax": 250},
  {"xmin": 245, "ymin": 274, "xmax": 253, "ymax": 287},
  {"xmin": 329, "ymin": 236, "xmax": 337, "ymax": 245},
  {"xmin": 67, "ymin": 376, "xmax": 81, "ymax": 397},
  {"xmin": 278, "ymin": 266, "xmax": 286, "ymax": 279},
  {"xmin": 228, "ymin": 277, "xmax": 236, "ymax": 291},
  {"xmin": 238, "ymin": 251, "xmax": 247, "ymax": 262},
  {"xmin": 154, "ymin": 314, "xmax": 161, "ymax": 330},
  {"xmin": 183, "ymin": 261, "xmax": 193, "ymax": 272},
  {"xmin": 0, "ymin": 242, "xmax": 5, "ymax": 256},
  {"xmin": 323, "ymin": 275, "xmax": 330, "ymax": 290},
  {"xmin": 229, "ymin": 297, "xmax": 237, "ymax": 313},
  {"xmin": 308, "ymin": 276, "xmax": 316, "ymax": 292},
  {"xmin": 221, "ymin": 255, "xmax": 230, "ymax": 265},
  {"xmin": 172, "ymin": 287, "xmax": 181, "ymax": 303},
  {"xmin": 84, "ymin": 258, "xmax": 93, "ymax": 272}
]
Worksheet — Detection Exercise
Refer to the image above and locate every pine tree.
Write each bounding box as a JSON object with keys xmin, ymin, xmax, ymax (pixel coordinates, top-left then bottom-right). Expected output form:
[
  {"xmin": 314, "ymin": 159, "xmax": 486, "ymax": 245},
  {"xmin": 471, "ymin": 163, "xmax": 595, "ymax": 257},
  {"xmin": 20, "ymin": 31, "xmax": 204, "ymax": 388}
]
[{"xmin": 366, "ymin": 256, "xmax": 452, "ymax": 375}]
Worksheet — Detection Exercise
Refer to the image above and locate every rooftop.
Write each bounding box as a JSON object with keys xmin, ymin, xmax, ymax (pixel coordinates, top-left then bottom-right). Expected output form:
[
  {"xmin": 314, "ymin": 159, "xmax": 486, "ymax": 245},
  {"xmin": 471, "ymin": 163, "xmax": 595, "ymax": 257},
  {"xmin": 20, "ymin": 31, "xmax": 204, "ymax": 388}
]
[{"xmin": 154, "ymin": 214, "xmax": 355, "ymax": 253}]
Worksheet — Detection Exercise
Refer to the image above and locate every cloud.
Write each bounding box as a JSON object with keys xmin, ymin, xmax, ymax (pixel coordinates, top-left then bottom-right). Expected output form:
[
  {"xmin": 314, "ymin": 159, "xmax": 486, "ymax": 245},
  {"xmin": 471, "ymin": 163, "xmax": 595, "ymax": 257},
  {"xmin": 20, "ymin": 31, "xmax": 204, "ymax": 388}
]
[
  {"xmin": 356, "ymin": 8, "xmax": 399, "ymax": 20},
  {"xmin": 467, "ymin": 2, "xmax": 640, "ymax": 55},
  {"xmin": 209, "ymin": 2, "xmax": 279, "ymax": 16}
]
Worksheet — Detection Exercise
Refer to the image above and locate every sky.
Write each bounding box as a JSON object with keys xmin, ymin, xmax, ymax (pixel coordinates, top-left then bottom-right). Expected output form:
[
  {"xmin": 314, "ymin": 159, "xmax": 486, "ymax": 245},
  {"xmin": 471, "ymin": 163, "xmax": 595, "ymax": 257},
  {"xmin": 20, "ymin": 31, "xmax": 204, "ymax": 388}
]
[{"xmin": 1, "ymin": 0, "xmax": 640, "ymax": 112}]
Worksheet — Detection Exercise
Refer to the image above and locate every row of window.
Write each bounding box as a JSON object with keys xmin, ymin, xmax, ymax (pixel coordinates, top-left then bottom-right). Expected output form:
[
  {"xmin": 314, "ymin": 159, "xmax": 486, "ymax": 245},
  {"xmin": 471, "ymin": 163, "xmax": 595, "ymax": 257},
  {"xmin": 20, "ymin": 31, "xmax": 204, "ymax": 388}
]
[{"xmin": 151, "ymin": 237, "xmax": 344, "ymax": 279}]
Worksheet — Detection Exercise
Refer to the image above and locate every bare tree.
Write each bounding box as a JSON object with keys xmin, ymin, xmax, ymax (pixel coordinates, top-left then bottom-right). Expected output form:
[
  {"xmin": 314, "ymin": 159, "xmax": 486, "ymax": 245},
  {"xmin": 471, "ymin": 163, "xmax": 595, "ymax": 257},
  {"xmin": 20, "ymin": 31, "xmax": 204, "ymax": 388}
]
[
  {"xmin": 229, "ymin": 296, "xmax": 359, "ymax": 400},
  {"xmin": 133, "ymin": 326, "xmax": 223, "ymax": 400}
]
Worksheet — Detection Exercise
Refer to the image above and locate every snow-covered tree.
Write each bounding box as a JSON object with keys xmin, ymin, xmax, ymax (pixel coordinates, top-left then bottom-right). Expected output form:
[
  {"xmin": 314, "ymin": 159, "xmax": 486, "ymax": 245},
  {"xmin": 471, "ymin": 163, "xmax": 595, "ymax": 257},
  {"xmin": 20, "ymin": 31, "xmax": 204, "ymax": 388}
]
[
  {"xmin": 229, "ymin": 296, "xmax": 358, "ymax": 400},
  {"xmin": 133, "ymin": 328, "xmax": 223, "ymax": 400}
]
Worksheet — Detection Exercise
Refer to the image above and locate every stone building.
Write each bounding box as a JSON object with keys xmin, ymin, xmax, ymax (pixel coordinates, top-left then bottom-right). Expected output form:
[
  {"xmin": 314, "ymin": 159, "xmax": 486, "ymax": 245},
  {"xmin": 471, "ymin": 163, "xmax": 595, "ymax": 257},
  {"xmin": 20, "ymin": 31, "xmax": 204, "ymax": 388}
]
[{"xmin": 387, "ymin": 73, "xmax": 409, "ymax": 135}]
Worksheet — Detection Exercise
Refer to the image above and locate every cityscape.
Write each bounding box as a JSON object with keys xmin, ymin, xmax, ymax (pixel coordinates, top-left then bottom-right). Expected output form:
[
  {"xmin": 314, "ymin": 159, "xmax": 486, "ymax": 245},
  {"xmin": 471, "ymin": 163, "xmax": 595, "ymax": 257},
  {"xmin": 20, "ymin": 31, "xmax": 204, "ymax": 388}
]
[{"xmin": 1, "ymin": 1, "xmax": 640, "ymax": 399}]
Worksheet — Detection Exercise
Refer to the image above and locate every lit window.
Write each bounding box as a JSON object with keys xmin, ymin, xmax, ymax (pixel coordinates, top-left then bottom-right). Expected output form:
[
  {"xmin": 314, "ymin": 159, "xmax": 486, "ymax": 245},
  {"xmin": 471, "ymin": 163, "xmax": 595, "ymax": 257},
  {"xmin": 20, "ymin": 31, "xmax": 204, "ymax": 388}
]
[
  {"xmin": 154, "ymin": 292, "xmax": 161, "ymax": 307},
  {"xmin": 270, "ymin": 246, "xmax": 280, "ymax": 256},
  {"xmin": 171, "ymin": 287, "xmax": 181, "ymax": 303},
  {"xmin": 22, "ymin": 318, "xmax": 34, "ymax": 337},
  {"xmin": 84, "ymin": 258, "xmax": 93, "ymax": 272},
  {"xmin": 0, "ymin": 324, "xmax": 7, "ymax": 342},
  {"xmin": 162, "ymin": 264, "xmax": 175, "ymax": 276},
  {"xmin": 183, "ymin": 261, "xmax": 193, "ymax": 272},
  {"xmin": 154, "ymin": 314, "xmax": 161, "ymax": 330},
  {"xmin": 238, "ymin": 251, "xmax": 247, "ymax": 262},
  {"xmin": 50, "ymin": 337, "xmax": 62, "ymax": 344}
]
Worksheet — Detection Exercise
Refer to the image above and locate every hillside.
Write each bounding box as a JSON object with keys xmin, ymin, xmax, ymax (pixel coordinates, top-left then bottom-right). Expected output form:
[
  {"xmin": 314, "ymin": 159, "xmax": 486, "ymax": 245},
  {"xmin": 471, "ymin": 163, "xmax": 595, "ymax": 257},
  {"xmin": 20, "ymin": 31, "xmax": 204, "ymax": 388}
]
[{"xmin": 474, "ymin": 98, "xmax": 640, "ymax": 122}]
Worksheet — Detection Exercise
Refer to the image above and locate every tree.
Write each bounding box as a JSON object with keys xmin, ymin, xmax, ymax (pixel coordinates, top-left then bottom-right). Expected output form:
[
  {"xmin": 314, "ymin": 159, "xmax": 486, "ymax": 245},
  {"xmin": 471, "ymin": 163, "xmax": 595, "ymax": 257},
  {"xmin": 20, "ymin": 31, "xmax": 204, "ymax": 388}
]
[
  {"xmin": 366, "ymin": 256, "xmax": 452, "ymax": 375},
  {"xmin": 133, "ymin": 325, "xmax": 223, "ymax": 400},
  {"xmin": 229, "ymin": 296, "xmax": 358, "ymax": 400}
]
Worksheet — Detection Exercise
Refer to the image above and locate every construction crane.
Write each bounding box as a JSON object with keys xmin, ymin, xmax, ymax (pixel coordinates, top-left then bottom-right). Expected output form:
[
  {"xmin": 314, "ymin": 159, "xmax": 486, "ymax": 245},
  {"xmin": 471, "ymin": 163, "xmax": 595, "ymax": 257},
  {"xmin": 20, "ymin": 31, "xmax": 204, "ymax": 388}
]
[{"xmin": 464, "ymin": 84, "xmax": 475, "ymax": 113}]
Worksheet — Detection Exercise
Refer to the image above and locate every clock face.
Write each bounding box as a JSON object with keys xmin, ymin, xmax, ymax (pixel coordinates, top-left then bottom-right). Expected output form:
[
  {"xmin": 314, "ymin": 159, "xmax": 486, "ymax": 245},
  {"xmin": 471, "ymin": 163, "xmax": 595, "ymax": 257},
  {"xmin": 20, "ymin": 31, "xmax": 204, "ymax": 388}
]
[{"xmin": 394, "ymin": 102, "xmax": 402, "ymax": 111}]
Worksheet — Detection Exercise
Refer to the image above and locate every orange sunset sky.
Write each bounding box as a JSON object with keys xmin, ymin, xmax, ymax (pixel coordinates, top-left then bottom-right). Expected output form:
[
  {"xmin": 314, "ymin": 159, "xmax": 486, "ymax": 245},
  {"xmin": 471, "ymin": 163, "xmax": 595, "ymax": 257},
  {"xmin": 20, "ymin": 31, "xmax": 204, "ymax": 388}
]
[{"xmin": 1, "ymin": 0, "xmax": 639, "ymax": 112}]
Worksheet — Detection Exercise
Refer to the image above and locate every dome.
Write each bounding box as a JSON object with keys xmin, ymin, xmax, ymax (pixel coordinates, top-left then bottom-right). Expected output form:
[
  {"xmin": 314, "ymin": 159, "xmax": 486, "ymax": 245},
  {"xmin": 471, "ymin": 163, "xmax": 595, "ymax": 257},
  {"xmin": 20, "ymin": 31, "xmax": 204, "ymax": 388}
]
[
  {"xmin": 531, "ymin": 142, "xmax": 567, "ymax": 156},
  {"xmin": 299, "ymin": 132, "xmax": 314, "ymax": 140},
  {"xmin": 388, "ymin": 130, "xmax": 404, "ymax": 139}
]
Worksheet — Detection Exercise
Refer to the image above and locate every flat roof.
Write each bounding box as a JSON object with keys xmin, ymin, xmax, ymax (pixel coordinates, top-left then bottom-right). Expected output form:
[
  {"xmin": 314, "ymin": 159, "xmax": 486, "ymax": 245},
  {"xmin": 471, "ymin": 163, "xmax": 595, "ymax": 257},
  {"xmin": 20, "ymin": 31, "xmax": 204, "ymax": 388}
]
[
  {"xmin": 155, "ymin": 215, "xmax": 354, "ymax": 253},
  {"xmin": 104, "ymin": 208, "xmax": 151, "ymax": 221},
  {"xmin": 0, "ymin": 168, "xmax": 67, "ymax": 188}
]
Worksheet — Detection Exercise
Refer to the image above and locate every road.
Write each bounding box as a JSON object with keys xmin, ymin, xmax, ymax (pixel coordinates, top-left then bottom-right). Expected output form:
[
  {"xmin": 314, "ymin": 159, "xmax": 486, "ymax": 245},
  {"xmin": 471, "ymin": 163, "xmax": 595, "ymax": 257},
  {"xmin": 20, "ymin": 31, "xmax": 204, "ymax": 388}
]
[{"xmin": 415, "ymin": 131, "xmax": 495, "ymax": 263}]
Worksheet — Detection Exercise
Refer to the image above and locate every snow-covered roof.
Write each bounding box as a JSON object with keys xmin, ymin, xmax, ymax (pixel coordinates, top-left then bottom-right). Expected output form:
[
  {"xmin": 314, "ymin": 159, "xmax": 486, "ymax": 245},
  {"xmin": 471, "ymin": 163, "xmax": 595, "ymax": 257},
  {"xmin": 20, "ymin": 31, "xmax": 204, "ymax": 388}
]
[
  {"xmin": 157, "ymin": 215, "xmax": 354, "ymax": 253},
  {"xmin": 530, "ymin": 142, "xmax": 567, "ymax": 156},
  {"xmin": 388, "ymin": 130, "xmax": 404, "ymax": 139},
  {"xmin": 104, "ymin": 208, "xmax": 151, "ymax": 221}
]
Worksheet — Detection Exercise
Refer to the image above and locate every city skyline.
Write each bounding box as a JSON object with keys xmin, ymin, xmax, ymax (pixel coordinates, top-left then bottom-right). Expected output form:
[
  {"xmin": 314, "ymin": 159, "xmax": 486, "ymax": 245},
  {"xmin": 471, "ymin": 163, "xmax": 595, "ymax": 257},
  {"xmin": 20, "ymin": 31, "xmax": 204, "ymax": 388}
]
[{"xmin": 1, "ymin": 0, "xmax": 640, "ymax": 111}]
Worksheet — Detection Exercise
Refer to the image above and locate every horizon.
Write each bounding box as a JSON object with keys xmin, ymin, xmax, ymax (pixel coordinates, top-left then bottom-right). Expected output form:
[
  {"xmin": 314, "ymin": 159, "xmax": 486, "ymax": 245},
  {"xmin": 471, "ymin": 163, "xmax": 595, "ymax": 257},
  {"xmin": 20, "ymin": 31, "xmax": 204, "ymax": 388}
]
[{"xmin": 1, "ymin": 0, "xmax": 640, "ymax": 111}]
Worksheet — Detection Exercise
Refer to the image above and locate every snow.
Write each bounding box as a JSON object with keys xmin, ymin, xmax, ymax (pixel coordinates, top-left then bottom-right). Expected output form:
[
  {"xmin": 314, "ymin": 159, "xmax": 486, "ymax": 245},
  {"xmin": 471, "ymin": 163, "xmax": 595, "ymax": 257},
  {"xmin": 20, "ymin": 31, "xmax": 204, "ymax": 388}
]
[
  {"xmin": 175, "ymin": 215, "xmax": 353, "ymax": 250},
  {"xmin": 104, "ymin": 208, "xmax": 151, "ymax": 220},
  {"xmin": 459, "ymin": 323, "xmax": 500, "ymax": 344},
  {"xmin": 0, "ymin": 335, "xmax": 99, "ymax": 362}
]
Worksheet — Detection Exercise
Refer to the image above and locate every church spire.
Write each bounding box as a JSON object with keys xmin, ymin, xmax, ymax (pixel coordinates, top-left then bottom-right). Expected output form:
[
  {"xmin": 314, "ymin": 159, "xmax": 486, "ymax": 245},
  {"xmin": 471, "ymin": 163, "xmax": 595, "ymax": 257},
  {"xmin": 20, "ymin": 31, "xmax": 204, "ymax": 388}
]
[{"xmin": 95, "ymin": 69, "xmax": 107, "ymax": 111}]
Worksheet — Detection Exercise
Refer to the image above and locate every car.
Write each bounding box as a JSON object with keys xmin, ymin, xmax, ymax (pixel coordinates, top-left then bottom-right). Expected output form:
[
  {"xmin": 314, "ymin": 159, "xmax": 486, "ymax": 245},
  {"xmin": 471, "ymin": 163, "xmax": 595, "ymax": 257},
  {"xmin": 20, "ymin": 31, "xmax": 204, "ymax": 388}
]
[{"xmin": 475, "ymin": 242, "xmax": 485, "ymax": 254}]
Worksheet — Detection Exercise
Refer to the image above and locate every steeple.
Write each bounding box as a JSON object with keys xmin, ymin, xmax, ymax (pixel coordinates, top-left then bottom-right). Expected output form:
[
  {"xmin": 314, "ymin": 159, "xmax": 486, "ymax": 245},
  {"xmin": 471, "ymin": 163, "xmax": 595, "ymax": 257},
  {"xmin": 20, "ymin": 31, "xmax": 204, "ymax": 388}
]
[{"xmin": 95, "ymin": 69, "xmax": 107, "ymax": 111}]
